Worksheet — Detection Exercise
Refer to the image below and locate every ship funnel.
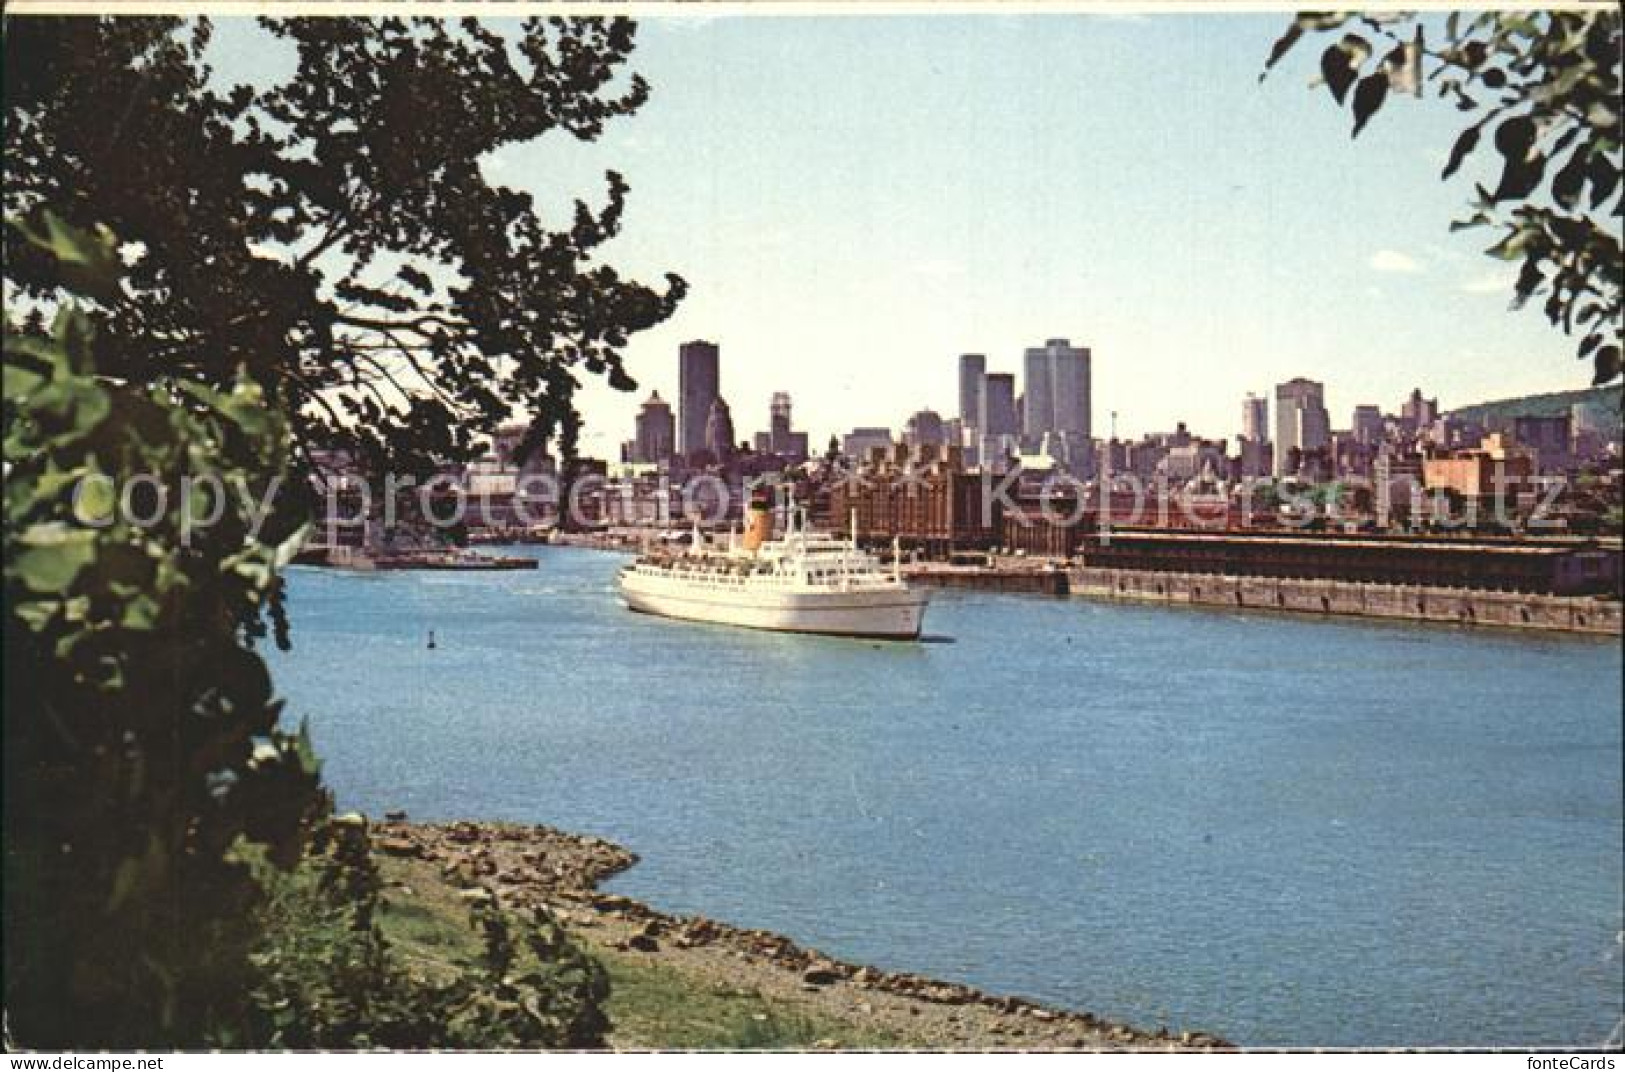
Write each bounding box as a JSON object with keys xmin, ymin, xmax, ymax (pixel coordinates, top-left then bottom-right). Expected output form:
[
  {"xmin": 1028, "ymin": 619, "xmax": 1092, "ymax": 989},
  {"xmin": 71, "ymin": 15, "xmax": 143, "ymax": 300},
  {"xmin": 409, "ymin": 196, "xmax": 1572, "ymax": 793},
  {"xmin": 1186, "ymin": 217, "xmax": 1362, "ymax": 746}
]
[{"xmin": 742, "ymin": 494, "xmax": 772, "ymax": 552}]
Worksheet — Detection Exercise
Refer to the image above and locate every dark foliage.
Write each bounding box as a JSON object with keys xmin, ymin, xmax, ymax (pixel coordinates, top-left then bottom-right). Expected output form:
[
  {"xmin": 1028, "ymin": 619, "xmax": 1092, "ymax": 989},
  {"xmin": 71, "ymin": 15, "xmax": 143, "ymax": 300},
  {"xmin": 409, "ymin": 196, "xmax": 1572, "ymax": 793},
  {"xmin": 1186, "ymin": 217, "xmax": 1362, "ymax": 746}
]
[
  {"xmin": 3, "ymin": 15, "xmax": 686, "ymax": 487},
  {"xmin": 4, "ymin": 215, "xmax": 325, "ymax": 1047},
  {"xmin": 243, "ymin": 817, "xmax": 609, "ymax": 1049},
  {"xmin": 1263, "ymin": 11, "xmax": 1622, "ymax": 387}
]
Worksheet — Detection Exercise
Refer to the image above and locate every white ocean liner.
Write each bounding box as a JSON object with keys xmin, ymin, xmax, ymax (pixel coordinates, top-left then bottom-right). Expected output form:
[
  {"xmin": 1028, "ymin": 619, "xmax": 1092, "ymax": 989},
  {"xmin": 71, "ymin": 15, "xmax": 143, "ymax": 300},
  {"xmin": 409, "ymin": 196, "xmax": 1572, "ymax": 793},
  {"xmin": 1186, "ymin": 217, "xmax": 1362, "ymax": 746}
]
[{"xmin": 617, "ymin": 499, "xmax": 929, "ymax": 640}]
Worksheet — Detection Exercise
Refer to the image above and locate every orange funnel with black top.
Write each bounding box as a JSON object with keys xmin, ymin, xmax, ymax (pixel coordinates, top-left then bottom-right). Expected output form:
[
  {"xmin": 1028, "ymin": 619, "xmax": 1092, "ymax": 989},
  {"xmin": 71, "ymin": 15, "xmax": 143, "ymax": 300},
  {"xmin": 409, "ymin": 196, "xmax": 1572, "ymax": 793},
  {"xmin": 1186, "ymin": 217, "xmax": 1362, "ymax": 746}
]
[{"xmin": 742, "ymin": 501, "xmax": 773, "ymax": 551}]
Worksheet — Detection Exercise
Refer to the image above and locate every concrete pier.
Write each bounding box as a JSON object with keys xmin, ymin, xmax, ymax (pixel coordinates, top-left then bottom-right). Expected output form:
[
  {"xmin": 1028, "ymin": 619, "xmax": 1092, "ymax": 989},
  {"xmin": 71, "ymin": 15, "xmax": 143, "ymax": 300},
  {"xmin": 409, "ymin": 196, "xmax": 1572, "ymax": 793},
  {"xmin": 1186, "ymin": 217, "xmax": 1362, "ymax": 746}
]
[
  {"xmin": 902, "ymin": 563, "xmax": 1069, "ymax": 596},
  {"xmin": 1068, "ymin": 566, "xmax": 1622, "ymax": 636}
]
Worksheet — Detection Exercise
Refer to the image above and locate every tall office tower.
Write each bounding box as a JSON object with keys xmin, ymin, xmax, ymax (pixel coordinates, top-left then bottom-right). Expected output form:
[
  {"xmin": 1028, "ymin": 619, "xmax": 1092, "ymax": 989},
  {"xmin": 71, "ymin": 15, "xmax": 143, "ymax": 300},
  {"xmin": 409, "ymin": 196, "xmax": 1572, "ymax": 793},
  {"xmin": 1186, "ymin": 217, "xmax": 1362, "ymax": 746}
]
[
  {"xmin": 958, "ymin": 353, "xmax": 987, "ymax": 432},
  {"xmin": 1021, "ymin": 338, "xmax": 1092, "ymax": 465},
  {"xmin": 704, "ymin": 397, "xmax": 735, "ymax": 461},
  {"xmin": 633, "ymin": 390, "xmax": 675, "ymax": 464},
  {"xmin": 678, "ymin": 340, "xmax": 721, "ymax": 458},
  {"xmin": 979, "ymin": 372, "xmax": 1019, "ymax": 466},
  {"xmin": 1273, "ymin": 377, "xmax": 1331, "ymax": 476},
  {"xmin": 769, "ymin": 392, "xmax": 793, "ymax": 453},
  {"xmin": 1242, "ymin": 393, "xmax": 1269, "ymax": 443},
  {"xmin": 1351, "ymin": 404, "xmax": 1385, "ymax": 446}
]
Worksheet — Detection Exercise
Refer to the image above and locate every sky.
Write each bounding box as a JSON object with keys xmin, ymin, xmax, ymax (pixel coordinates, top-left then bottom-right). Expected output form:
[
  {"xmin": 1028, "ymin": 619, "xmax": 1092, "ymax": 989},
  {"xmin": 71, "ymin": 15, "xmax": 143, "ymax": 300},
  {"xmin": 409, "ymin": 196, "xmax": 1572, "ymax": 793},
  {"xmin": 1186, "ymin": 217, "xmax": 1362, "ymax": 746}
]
[{"xmin": 207, "ymin": 11, "xmax": 1609, "ymax": 456}]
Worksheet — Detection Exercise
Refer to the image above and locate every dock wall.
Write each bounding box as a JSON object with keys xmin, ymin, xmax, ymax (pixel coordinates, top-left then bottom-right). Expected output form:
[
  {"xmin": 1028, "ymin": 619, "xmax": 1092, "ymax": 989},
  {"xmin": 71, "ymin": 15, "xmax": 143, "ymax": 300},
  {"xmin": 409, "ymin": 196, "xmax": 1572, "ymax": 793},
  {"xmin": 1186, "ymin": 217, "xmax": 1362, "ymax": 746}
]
[
  {"xmin": 902, "ymin": 566, "xmax": 1069, "ymax": 596},
  {"xmin": 1068, "ymin": 567, "xmax": 1622, "ymax": 636}
]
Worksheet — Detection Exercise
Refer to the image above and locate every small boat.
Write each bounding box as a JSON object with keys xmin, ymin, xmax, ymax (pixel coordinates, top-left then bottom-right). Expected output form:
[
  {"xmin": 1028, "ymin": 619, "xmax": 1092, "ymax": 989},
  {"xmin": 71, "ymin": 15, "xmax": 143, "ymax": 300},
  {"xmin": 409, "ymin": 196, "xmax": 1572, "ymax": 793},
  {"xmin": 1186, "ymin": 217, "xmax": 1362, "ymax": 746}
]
[{"xmin": 616, "ymin": 493, "xmax": 929, "ymax": 640}]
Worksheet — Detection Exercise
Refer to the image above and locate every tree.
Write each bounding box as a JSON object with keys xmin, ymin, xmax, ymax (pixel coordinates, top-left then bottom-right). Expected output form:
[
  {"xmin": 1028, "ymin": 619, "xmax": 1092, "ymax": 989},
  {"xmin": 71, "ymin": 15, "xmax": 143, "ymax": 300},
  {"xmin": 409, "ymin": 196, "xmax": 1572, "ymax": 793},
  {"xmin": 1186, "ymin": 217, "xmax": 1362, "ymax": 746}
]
[
  {"xmin": 4, "ymin": 15, "xmax": 686, "ymax": 488},
  {"xmin": 1262, "ymin": 11, "xmax": 1622, "ymax": 387},
  {"xmin": 3, "ymin": 11, "xmax": 682, "ymax": 1044},
  {"xmin": 4, "ymin": 214, "xmax": 324, "ymax": 1046}
]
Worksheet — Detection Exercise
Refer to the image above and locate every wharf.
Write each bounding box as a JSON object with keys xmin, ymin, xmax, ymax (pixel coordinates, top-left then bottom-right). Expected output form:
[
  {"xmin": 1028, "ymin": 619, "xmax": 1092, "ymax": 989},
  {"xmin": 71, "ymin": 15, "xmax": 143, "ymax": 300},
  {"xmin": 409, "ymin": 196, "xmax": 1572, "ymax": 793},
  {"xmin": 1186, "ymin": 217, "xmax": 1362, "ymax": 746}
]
[
  {"xmin": 1069, "ymin": 565, "xmax": 1621, "ymax": 635},
  {"xmin": 295, "ymin": 547, "xmax": 538, "ymax": 571},
  {"xmin": 901, "ymin": 562, "xmax": 1070, "ymax": 596}
]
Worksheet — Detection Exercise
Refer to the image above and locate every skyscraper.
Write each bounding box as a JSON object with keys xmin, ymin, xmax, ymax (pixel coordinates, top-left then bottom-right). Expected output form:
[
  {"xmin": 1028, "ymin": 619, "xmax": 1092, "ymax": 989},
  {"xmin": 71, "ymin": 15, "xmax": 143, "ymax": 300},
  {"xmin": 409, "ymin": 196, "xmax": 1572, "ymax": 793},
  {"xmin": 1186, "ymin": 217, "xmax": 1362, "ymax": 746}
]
[
  {"xmin": 632, "ymin": 390, "xmax": 674, "ymax": 464},
  {"xmin": 678, "ymin": 340, "xmax": 720, "ymax": 459},
  {"xmin": 1352, "ymin": 404, "xmax": 1385, "ymax": 446},
  {"xmin": 1242, "ymin": 393, "xmax": 1269, "ymax": 443},
  {"xmin": 704, "ymin": 397, "xmax": 735, "ymax": 462},
  {"xmin": 1400, "ymin": 388, "xmax": 1438, "ymax": 432},
  {"xmin": 979, "ymin": 372, "xmax": 1019, "ymax": 467},
  {"xmin": 1274, "ymin": 378, "xmax": 1331, "ymax": 477},
  {"xmin": 904, "ymin": 408, "xmax": 946, "ymax": 448},
  {"xmin": 769, "ymin": 392, "xmax": 792, "ymax": 453},
  {"xmin": 958, "ymin": 354, "xmax": 986, "ymax": 433},
  {"xmin": 1021, "ymin": 338, "xmax": 1092, "ymax": 466}
]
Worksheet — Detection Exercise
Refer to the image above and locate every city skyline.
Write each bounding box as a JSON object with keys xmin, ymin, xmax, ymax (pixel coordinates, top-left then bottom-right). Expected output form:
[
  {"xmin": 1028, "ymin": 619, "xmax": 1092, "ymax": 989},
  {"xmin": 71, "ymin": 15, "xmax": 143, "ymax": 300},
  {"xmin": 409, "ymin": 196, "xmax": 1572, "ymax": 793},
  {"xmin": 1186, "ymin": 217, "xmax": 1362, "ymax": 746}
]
[
  {"xmin": 623, "ymin": 334, "xmax": 1556, "ymax": 473},
  {"xmin": 205, "ymin": 13, "xmax": 1610, "ymax": 456}
]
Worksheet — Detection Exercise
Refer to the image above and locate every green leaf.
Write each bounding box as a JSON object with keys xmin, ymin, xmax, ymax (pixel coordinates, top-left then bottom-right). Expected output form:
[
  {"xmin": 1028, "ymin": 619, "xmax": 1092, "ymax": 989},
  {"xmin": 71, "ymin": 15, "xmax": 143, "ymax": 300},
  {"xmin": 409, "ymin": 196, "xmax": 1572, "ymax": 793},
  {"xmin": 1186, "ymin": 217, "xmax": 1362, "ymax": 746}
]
[
  {"xmin": 3, "ymin": 361, "xmax": 46, "ymax": 397},
  {"xmin": 1321, "ymin": 36, "xmax": 1369, "ymax": 106},
  {"xmin": 1490, "ymin": 151, "xmax": 1546, "ymax": 202},
  {"xmin": 1493, "ymin": 114, "xmax": 1536, "ymax": 160},
  {"xmin": 1351, "ymin": 71, "xmax": 1389, "ymax": 138},
  {"xmin": 52, "ymin": 304, "xmax": 97, "ymax": 375},
  {"xmin": 1486, "ymin": 228, "xmax": 1534, "ymax": 261},
  {"xmin": 1551, "ymin": 146, "xmax": 1588, "ymax": 210},
  {"xmin": 120, "ymin": 594, "xmax": 163, "ymax": 631},
  {"xmin": 1595, "ymin": 345, "xmax": 1622, "ymax": 386},
  {"xmin": 72, "ymin": 471, "xmax": 118, "ymax": 526},
  {"xmin": 1588, "ymin": 152, "xmax": 1620, "ymax": 210},
  {"xmin": 1261, "ymin": 24, "xmax": 1304, "ymax": 78},
  {"xmin": 1441, "ymin": 123, "xmax": 1482, "ymax": 180},
  {"xmin": 12, "ymin": 524, "xmax": 99, "ymax": 593},
  {"xmin": 9, "ymin": 210, "xmax": 124, "ymax": 305},
  {"xmin": 270, "ymin": 522, "xmax": 313, "ymax": 570}
]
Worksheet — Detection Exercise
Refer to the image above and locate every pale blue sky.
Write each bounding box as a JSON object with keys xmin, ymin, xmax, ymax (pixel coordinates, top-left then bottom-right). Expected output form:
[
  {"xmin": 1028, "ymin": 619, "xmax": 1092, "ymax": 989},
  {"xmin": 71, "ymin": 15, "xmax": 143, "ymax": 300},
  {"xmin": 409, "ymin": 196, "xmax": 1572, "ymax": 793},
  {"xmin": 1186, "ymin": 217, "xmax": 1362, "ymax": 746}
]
[{"xmin": 208, "ymin": 13, "xmax": 1604, "ymax": 454}]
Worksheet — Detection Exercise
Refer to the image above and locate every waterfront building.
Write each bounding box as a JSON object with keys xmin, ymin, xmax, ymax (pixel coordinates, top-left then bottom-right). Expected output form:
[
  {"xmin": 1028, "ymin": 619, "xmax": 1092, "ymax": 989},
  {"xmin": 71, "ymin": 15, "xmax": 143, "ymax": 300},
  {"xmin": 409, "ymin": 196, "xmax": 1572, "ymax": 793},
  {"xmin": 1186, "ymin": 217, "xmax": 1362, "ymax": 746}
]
[
  {"xmin": 1236, "ymin": 435, "xmax": 1273, "ymax": 480},
  {"xmin": 678, "ymin": 340, "xmax": 721, "ymax": 459},
  {"xmin": 490, "ymin": 422, "xmax": 555, "ymax": 475},
  {"xmin": 1331, "ymin": 432, "xmax": 1377, "ymax": 480},
  {"xmin": 1075, "ymin": 527, "xmax": 1618, "ymax": 596},
  {"xmin": 1373, "ymin": 446, "xmax": 1426, "ymax": 526},
  {"xmin": 1401, "ymin": 388, "xmax": 1439, "ymax": 432},
  {"xmin": 1164, "ymin": 439, "xmax": 1229, "ymax": 484},
  {"xmin": 1429, "ymin": 414, "xmax": 1483, "ymax": 451},
  {"xmin": 1422, "ymin": 433, "xmax": 1537, "ymax": 508},
  {"xmin": 632, "ymin": 390, "xmax": 675, "ymax": 465},
  {"xmin": 1352, "ymin": 404, "xmax": 1385, "ymax": 446},
  {"xmin": 1571, "ymin": 403, "xmax": 1614, "ymax": 462},
  {"xmin": 842, "ymin": 426, "xmax": 893, "ymax": 462},
  {"xmin": 1242, "ymin": 393, "xmax": 1269, "ymax": 443},
  {"xmin": 829, "ymin": 444, "xmax": 999, "ymax": 556},
  {"xmin": 1273, "ymin": 378, "xmax": 1331, "ymax": 477},
  {"xmin": 904, "ymin": 408, "xmax": 947, "ymax": 448},
  {"xmin": 958, "ymin": 353, "xmax": 986, "ymax": 436},
  {"xmin": 1511, "ymin": 414, "xmax": 1573, "ymax": 473},
  {"xmin": 1021, "ymin": 338, "xmax": 1092, "ymax": 469}
]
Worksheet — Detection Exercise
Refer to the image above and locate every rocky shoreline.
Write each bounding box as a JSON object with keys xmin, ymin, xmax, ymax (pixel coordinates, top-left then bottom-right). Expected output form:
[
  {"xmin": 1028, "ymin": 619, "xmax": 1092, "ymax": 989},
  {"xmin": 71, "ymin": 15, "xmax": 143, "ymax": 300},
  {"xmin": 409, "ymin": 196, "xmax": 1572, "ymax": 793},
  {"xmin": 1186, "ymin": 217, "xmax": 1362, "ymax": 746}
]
[{"xmin": 372, "ymin": 818, "xmax": 1232, "ymax": 1051}]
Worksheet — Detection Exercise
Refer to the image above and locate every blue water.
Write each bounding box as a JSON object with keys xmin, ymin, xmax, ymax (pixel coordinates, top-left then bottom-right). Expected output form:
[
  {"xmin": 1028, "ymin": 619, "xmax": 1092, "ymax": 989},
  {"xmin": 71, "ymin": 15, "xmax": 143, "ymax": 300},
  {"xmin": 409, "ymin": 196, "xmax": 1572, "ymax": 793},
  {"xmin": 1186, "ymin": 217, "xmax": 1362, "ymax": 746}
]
[{"xmin": 266, "ymin": 547, "xmax": 1624, "ymax": 1048}]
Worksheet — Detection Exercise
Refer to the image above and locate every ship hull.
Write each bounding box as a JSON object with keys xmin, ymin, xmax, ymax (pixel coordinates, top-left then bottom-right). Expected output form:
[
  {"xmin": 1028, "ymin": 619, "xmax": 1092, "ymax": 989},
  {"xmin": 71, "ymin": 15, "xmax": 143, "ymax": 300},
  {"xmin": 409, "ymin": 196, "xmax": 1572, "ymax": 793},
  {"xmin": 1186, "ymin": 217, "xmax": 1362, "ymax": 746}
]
[{"xmin": 618, "ymin": 570, "xmax": 928, "ymax": 640}]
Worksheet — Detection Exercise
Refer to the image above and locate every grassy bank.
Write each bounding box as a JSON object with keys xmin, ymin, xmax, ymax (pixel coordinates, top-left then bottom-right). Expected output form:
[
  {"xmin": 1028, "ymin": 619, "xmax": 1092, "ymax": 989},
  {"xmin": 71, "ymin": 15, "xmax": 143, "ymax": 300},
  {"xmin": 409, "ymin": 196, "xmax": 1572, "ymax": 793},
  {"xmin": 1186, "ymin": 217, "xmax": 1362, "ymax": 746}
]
[
  {"xmin": 363, "ymin": 821, "xmax": 1229, "ymax": 1052},
  {"xmin": 373, "ymin": 850, "xmax": 900, "ymax": 1049}
]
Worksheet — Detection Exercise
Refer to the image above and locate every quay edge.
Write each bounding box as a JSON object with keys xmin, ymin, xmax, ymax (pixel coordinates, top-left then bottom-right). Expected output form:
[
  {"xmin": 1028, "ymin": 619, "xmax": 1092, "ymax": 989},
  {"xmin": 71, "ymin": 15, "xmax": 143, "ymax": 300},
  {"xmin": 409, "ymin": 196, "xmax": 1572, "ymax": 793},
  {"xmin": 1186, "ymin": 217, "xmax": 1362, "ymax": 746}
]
[{"xmin": 1068, "ymin": 566, "xmax": 1623, "ymax": 636}]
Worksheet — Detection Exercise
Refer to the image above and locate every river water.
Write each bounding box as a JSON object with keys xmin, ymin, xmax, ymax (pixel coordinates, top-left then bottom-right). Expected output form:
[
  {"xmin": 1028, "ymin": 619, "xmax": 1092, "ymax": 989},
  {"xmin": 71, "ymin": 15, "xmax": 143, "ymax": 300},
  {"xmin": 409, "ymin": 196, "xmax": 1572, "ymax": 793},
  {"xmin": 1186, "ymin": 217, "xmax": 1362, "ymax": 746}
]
[{"xmin": 266, "ymin": 546, "xmax": 1623, "ymax": 1047}]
